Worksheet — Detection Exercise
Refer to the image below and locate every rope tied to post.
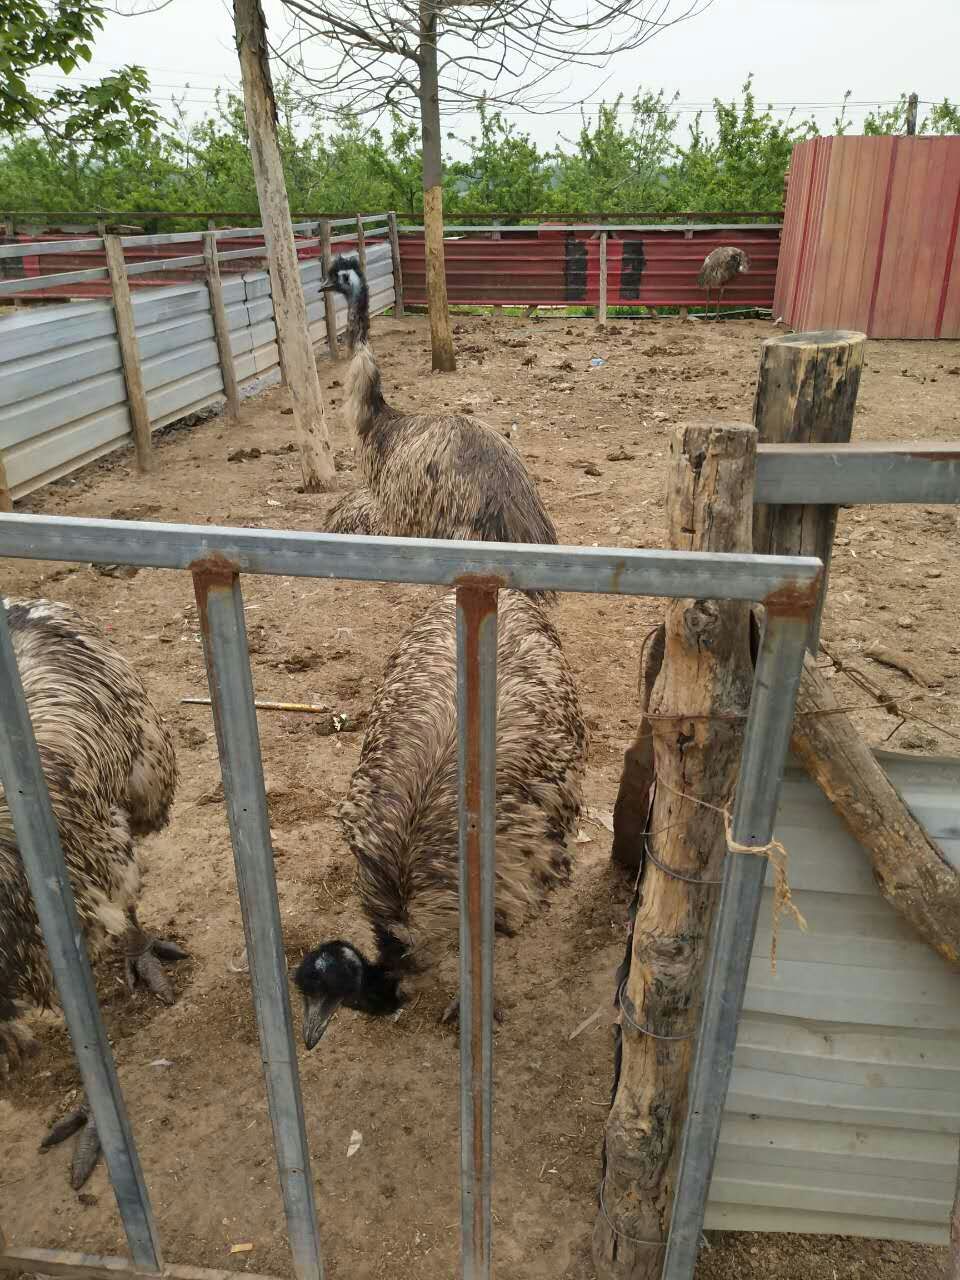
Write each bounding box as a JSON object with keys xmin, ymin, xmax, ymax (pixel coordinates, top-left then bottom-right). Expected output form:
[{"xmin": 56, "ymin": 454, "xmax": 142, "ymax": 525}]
[{"xmin": 651, "ymin": 773, "xmax": 806, "ymax": 973}]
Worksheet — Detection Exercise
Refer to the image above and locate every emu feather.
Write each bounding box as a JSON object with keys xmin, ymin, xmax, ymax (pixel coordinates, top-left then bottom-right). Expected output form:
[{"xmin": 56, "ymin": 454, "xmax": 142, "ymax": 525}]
[
  {"xmin": 321, "ymin": 255, "xmax": 559, "ymax": 598},
  {"xmin": 0, "ymin": 598, "xmax": 183, "ymax": 1184},
  {"xmin": 294, "ymin": 589, "xmax": 587, "ymax": 1044}
]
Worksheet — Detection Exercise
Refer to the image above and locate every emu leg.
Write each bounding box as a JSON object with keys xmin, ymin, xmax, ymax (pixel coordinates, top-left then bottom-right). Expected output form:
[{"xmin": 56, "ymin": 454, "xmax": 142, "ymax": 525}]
[
  {"xmin": 124, "ymin": 911, "xmax": 188, "ymax": 1006},
  {"xmin": 40, "ymin": 1100, "xmax": 102, "ymax": 1190},
  {"xmin": 717, "ymin": 285, "xmax": 724, "ymax": 320},
  {"xmin": 440, "ymin": 996, "xmax": 506, "ymax": 1027}
]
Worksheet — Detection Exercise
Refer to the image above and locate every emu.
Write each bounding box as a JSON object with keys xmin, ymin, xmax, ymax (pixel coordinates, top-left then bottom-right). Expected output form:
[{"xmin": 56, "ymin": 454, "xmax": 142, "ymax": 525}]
[
  {"xmin": 320, "ymin": 254, "xmax": 559, "ymax": 597},
  {"xmin": 0, "ymin": 598, "xmax": 184, "ymax": 1187},
  {"xmin": 293, "ymin": 589, "xmax": 587, "ymax": 1044},
  {"xmin": 698, "ymin": 246, "xmax": 751, "ymax": 319}
]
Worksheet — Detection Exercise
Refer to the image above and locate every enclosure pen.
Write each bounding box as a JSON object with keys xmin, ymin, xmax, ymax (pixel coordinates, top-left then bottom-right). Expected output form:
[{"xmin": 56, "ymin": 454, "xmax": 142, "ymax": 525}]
[{"xmin": 0, "ymin": 512, "xmax": 819, "ymax": 1280}]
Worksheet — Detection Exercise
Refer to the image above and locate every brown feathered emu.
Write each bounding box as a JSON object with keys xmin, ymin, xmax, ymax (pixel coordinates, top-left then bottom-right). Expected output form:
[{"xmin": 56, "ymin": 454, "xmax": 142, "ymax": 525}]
[
  {"xmin": 0, "ymin": 598, "xmax": 183, "ymax": 1188},
  {"xmin": 294, "ymin": 589, "xmax": 587, "ymax": 1045},
  {"xmin": 320, "ymin": 253, "xmax": 559, "ymax": 599},
  {"xmin": 326, "ymin": 486, "xmax": 386, "ymax": 536},
  {"xmin": 697, "ymin": 246, "xmax": 751, "ymax": 319}
]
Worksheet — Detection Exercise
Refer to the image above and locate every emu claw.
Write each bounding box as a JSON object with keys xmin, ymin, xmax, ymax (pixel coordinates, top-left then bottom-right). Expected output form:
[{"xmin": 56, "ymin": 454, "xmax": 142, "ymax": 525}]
[
  {"xmin": 125, "ymin": 936, "xmax": 188, "ymax": 1005},
  {"xmin": 40, "ymin": 1104, "xmax": 103, "ymax": 1190},
  {"xmin": 440, "ymin": 998, "xmax": 505, "ymax": 1027}
]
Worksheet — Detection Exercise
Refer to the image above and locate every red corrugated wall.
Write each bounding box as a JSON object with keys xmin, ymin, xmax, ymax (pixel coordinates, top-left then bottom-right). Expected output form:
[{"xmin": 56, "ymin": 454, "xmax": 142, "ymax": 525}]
[
  {"xmin": 774, "ymin": 135, "xmax": 960, "ymax": 338},
  {"xmin": 399, "ymin": 226, "xmax": 781, "ymax": 309}
]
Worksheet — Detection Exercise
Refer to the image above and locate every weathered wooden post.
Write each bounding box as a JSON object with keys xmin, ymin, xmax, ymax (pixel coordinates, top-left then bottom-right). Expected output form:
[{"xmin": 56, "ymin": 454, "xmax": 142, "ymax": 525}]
[
  {"xmin": 203, "ymin": 231, "xmax": 241, "ymax": 422},
  {"xmin": 753, "ymin": 329, "xmax": 866, "ymax": 649},
  {"xmin": 0, "ymin": 453, "xmax": 12, "ymax": 512},
  {"xmin": 103, "ymin": 234, "xmax": 153, "ymax": 474},
  {"xmin": 387, "ymin": 211, "xmax": 405, "ymax": 318},
  {"xmin": 594, "ymin": 420, "xmax": 757, "ymax": 1278},
  {"xmin": 233, "ymin": 0, "xmax": 336, "ymax": 490},
  {"xmin": 319, "ymin": 218, "xmax": 339, "ymax": 360},
  {"xmin": 355, "ymin": 214, "xmax": 367, "ymax": 275}
]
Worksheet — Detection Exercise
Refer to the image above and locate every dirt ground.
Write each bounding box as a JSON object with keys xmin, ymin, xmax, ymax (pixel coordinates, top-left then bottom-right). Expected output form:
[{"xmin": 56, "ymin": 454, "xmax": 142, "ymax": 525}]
[{"xmin": 1, "ymin": 312, "xmax": 959, "ymax": 1280}]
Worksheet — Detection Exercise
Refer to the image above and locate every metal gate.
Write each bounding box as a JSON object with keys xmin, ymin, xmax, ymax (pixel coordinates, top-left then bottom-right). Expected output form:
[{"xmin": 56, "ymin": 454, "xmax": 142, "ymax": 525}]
[{"xmin": 0, "ymin": 512, "xmax": 820, "ymax": 1280}]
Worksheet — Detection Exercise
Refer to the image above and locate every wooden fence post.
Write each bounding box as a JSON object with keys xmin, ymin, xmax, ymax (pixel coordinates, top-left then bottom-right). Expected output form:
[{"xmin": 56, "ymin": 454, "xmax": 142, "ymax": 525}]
[
  {"xmin": 598, "ymin": 231, "xmax": 608, "ymax": 325},
  {"xmin": 103, "ymin": 234, "xmax": 153, "ymax": 473},
  {"xmin": 0, "ymin": 452, "xmax": 13, "ymax": 512},
  {"xmin": 753, "ymin": 329, "xmax": 866, "ymax": 649},
  {"xmin": 234, "ymin": 0, "xmax": 335, "ymax": 491},
  {"xmin": 203, "ymin": 231, "xmax": 241, "ymax": 422},
  {"xmin": 595, "ymin": 420, "xmax": 757, "ymax": 1279},
  {"xmin": 355, "ymin": 214, "xmax": 367, "ymax": 275},
  {"xmin": 387, "ymin": 211, "xmax": 405, "ymax": 318},
  {"xmin": 319, "ymin": 218, "xmax": 340, "ymax": 360}
]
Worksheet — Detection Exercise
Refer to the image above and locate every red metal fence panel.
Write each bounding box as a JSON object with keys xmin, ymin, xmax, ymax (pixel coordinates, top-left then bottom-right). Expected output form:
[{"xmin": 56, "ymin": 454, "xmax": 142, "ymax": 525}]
[
  {"xmin": 399, "ymin": 226, "xmax": 781, "ymax": 310},
  {"xmin": 774, "ymin": 135, "xmax": 960, "ymax": 339}
]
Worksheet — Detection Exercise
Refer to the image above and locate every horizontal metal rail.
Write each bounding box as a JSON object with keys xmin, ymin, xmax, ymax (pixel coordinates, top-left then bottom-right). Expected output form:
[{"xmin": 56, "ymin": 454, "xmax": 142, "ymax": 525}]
[
  {"xmin": 397, "ymin": 223, "xmax": 782, "ymax": 235},
  {"xmin": 0, "ymin": 514, "xmax": 822, "ymax": 604},
  {"xmin": 756, "ymin": 441, "xmax": 960, "ymax": 504},
  {"xmin": 0, "ymin": 236, "xmax": 104, "ymax": 259},
  {"xmin": 0, "ymin": 266, "xmax": 109, "ymax": 297},
  {"xmin": 125, "ymin": 254, "xmax": 206, "ymax": 276}
]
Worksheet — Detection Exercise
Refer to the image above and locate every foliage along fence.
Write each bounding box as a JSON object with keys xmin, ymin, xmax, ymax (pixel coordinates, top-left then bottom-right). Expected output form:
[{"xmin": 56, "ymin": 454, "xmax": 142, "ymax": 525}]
[
  {"xmin": 397, "ymin": 223, "xmax": 782, "ymax": 310},
  {"xmin": 0, "ymin": 225, "xmax": 396, "ymax": 502}
]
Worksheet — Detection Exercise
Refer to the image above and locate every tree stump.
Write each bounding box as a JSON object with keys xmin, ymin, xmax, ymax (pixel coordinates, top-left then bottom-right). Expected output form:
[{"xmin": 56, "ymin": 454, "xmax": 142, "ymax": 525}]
[
  {"xmin": 593, "ymin": 421, "xmax": 756, "ymax": 1279},
  {"xmin": 753, "ymin": 329, "xmax": 866, "ymax": 649}
]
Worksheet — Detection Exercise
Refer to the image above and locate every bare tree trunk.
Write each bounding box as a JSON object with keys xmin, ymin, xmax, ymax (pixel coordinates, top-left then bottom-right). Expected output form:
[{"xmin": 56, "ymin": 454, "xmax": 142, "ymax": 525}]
[
  {"xmin": 418, "ymin": 1, "xmax": 456, "ymax": 374},
  {"xmin": 594, "ymin": 421, "xmax": 756, "ymax": 1280},
  {"xmin": 233, "ymin": 0, "xmax": 336, "ymax": 491}
]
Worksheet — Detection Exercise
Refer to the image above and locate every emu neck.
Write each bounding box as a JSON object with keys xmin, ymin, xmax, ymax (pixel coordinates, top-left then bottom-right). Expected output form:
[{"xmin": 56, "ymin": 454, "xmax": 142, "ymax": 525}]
[
  {"xmin": 346, "ymin": 282, "xmax": 370, "ymax": 353},
  {"xmin": 357, "ymin": 943, "xmax": 405, "ymax": 1017}
]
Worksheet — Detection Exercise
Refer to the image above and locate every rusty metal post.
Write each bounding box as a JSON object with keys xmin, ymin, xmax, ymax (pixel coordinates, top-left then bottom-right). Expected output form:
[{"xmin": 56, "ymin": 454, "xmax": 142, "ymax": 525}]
[
  {"xmin": 455, "ymin": 581, "xmax": 499, "ymax": 1280},
  {"xmin": 192, "ymin": 560, "xmax": 324, "ymax": 1280}
]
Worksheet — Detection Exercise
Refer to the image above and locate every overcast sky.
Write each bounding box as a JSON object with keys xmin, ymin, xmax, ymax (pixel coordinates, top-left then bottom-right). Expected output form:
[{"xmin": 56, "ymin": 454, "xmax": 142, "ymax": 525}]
[{"xmin": 37, "ymin": 0, "xmax": 960, "ymax": 149}]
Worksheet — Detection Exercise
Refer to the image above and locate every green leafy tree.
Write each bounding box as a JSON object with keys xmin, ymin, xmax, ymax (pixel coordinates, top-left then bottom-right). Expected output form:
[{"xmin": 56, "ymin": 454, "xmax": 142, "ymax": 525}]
[
  {"xmin": 0, "ymin": 0, "xmax": 158, "ymax": 145},
  {"xmin": 446, "ymin": 105, "xmax": 552, "ymax": 220}
]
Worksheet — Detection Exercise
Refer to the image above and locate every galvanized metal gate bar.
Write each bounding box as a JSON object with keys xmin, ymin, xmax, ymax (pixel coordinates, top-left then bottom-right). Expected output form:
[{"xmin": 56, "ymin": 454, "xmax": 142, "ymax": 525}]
[
  {"xmin": 192, "ymin": 567, "xmax": 324, "ymax": 1280},
  {"xmin": 0, "ymin": 603, "xmax": 162, "ymax": 1274},
  {"xmin": 455, "ymin": 584, "xmax": 499, "ymax": 1280},
  {"xmin": 0, "ymin": 513, "xmax": 821, "ymax": 1280},
  {"xmin": 661, "ymin": 608, "xmax": 811, "ymax": 1280}
]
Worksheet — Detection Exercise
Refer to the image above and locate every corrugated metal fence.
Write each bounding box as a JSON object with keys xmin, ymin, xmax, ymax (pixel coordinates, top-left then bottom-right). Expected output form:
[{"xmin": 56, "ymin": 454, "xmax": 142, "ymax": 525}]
[
  {"xmin": 774, "ymin": 135, "xmax": 960, "ymax": 338},
  {"xmin": 0, "ymin": 235, "xmax": 395, "ymax": 501},
  {"xmin": 398, "ymin": 224, "xmax": 782, "ymax": 309}
]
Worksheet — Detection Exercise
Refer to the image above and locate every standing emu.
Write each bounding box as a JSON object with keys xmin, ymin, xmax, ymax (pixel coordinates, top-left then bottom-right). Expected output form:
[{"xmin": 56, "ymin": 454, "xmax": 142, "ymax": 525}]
[
  {"xmin": 697, "ymin": 246, "xmax": 750, "ymax": 319},
  {"xmin": 293, "ymin": 589, "xmax": 587, "ymax": 1045},
  {"xmin": 0, "ymin": 598, "xmax": 184, "ymax": 1187},
  {"xmin": 320, "ymin": 254, "xmax": 559, "ymax": 590}
]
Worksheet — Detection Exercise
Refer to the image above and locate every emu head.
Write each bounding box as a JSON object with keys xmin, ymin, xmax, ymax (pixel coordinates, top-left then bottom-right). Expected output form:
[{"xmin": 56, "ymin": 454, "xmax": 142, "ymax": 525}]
[
  {"xmin": 734, "ymin": 250, "xmax": 751, "ymax": 274},
  {"xmin": 321, "ymin": 253, "xmax": 365, "ymax": 299}
]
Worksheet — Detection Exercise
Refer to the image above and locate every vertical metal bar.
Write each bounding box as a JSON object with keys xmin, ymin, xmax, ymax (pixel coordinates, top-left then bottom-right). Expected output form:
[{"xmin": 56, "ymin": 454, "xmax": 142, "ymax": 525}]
[
  {"xmin": 0, "ymin": 602, "xmax": 162, "ymax": 1273},
  {"xmin": 598, "ymin": 231, "xmax": 608, "ymax": 324},
  {"xmin": 661, "ymin": 607, "xmax": 810, "ymax": 1280},
  {"xmin": 193, "ymin": 567, "xmax": 324, "ymax": 1280},
  {"xmin": 455, "ymin": 582, "xmax": 498, "ymax": 1280}
]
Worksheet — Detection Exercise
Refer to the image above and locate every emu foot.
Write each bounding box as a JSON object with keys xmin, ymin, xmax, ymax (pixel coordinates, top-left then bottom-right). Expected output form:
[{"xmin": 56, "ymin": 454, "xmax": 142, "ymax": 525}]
[
  {"xmin": 124, "ymin": 934, "xmax": 189, "ymax": 1006},
  {"xmin": 440, "ymin": 998, "xmax": 506, "ymax": 1027},
  {"xmin": 0, "ymin": 1019, "xmax": 38, "ymax": 1075},
  {"xmin": 40, "ymin": 1103, "xmax": 102, "ymax": 1190}
]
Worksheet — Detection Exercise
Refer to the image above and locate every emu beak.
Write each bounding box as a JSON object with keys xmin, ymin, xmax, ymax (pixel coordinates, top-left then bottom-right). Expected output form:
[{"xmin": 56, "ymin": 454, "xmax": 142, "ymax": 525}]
[{"xmin": 302, "ymin": 994, "xmax": 342, "ymax": 1049}]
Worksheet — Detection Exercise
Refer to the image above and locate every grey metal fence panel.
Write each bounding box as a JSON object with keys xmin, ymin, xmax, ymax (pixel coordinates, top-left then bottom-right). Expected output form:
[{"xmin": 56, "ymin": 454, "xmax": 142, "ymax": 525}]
[
  {"xmin": 0, "ymin": 510, "xmax": 816, "ymax": 1280},
  {"xmin": 0, "ymin": 237, "xmax": 396, "ymax": 501},
  {"xmin": 706, "ymin": 753, "xmax": 960, "ymax": 1245}
]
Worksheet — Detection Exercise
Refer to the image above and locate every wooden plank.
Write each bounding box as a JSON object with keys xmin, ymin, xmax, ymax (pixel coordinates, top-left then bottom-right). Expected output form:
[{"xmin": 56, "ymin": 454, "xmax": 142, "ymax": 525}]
[
  {"xmin": 142, "ymin": 340, "xmax": 220, "ymax": 394},
  {"xmin": 0, "ymin": 338, "xmax": 122, "ymax": 409},
  {"xmin": 0, "ymin": 371, "xmax": 128, "ymax": 449},
  {"xmin": 319, "ymin": 219, "xmax": 339, "ymax": 359},
  {"xmin": 710, "ymin": 1163, "xmax": 949, "ymax": 1222},
  {"xmin": 104, "ymin": 234, "xmax": 152, "ymax": 471},
  {"xmin": 5, "ymin": 407, "xmax": 131, "ymax": 490},
  {"xmin": 756, "ymin": 441, "xmax": 960, "ymax": 505},
  {"xmin": 203, "ymin": 231, "xmax": 240, "ymax": 421},
  {"xmin": 387, "ymin": 211, "xmax": 405, "ymax": 317},
  {"xmin": 598, "ymin": 231, "xmax": 608, "ymax": 324}
]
